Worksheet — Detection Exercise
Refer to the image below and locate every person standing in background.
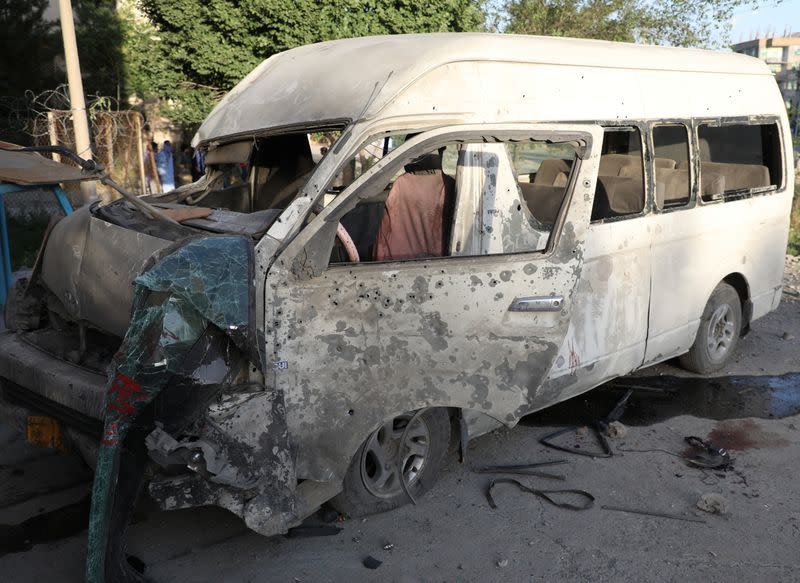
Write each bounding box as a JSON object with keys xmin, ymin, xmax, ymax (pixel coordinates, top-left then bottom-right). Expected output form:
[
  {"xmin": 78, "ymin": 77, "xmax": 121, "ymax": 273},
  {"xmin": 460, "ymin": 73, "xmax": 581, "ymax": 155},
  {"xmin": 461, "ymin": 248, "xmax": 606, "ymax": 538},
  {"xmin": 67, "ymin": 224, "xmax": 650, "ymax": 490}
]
[
  {"xmin": 156, "ymin": 140, "xmax": 175, "ymax": 192},
  {"xmin": 192, "ymin": 147, "xmax": 205, "ymax": 182},
  {"xmin": 145, "ymin": 141, "xmax": 161, "ymax": 194}
]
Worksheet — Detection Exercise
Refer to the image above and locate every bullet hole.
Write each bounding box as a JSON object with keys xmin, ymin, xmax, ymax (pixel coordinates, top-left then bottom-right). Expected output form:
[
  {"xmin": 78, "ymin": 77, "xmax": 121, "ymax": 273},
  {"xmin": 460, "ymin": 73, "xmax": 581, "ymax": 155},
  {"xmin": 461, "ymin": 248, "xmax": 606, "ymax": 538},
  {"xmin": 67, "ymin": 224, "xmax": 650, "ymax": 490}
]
[
  {"xmin": 435, "ymin": 281, "xmax": 444, "ymax": 288},
  {"xmin": 347, "ymin": 409, "xmax": 355, "ymax": 416}
]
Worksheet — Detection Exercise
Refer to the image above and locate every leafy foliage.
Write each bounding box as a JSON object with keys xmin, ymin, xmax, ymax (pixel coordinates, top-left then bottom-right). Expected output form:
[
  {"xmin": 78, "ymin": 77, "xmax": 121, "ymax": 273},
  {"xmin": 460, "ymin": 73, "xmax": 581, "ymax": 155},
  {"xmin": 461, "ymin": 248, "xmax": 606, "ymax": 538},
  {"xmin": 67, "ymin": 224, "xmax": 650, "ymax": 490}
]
[
  {"xmin": 131, "ymin": 0, "xmax": 486, "ymax": 127},
  {"xmin": 0, "ymin": 0, "xmax": 60, "ymax": 96},
  {"xmin": 500, "ymin": 0, "xmax": 770, "ymax": 47},
  {"xmin": 74, "ymin": 0, "xmax": 126, "ymax": 100}
]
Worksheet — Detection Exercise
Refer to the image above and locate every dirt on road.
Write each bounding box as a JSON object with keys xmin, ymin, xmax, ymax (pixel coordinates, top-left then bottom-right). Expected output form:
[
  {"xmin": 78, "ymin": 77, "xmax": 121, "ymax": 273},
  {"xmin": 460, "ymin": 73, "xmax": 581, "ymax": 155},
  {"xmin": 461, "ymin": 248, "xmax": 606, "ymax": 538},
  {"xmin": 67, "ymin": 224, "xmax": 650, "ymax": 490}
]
[{"xmin": 1, "ymin": 259, "xmax": 799, "ymax": 583}]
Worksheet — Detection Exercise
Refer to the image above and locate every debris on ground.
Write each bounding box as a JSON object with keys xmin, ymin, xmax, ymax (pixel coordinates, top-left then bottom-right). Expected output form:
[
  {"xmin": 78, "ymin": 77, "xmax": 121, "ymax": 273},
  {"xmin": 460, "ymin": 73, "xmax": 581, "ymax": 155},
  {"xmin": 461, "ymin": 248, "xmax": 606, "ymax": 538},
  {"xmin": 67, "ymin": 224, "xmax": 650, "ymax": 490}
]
[
  {"xmin": 383, "ymin": 543, "xmax": 394, "ymax": 551},
  {"xmin": 540, "ymin": 389, "xmax": 633, "ymax": 457},
  {"xmin": 486, "ymin": 478, "xmax": 595, "ymax": 511},
  {"xmin": 683, "ymin": 436, "xmax": 732, "ymax": 469},
  {"xmin": 781, "ymin": 332, "xmax": 795, "ymax": 341},
  {"xmin": 600, "ymin": 504, "xmax": 706, "ymax": 524},
  {"xmin": 363, "ymin": 555, "xmax": 382, "ymax": 569},
  {"xmin": 496, "ymin": 558, "xmax": 509, "ymax": 568},
  {"xmin": 540, "ymin": 425, "xmax": 612, "ymax": 458},
  {"xmin": 474, "ymin": 460, "xmax": 568, "ymax": 480},
  {"xmin": 697, "ymin": 493, "xmax": 729, "ymax": 514},
  {"xmin": 605, "ymin": 421, "xmax": 628, "ymax": 439}
]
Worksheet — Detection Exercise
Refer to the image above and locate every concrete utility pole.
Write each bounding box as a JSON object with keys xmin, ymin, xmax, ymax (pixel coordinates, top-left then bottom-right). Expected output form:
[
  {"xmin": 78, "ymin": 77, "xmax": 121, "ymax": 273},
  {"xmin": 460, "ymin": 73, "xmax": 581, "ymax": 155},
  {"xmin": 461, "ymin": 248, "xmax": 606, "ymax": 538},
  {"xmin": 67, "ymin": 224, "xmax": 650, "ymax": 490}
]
[{"xmin": 58, "ymin": 0, "xmax": 97, "ymax": 203}]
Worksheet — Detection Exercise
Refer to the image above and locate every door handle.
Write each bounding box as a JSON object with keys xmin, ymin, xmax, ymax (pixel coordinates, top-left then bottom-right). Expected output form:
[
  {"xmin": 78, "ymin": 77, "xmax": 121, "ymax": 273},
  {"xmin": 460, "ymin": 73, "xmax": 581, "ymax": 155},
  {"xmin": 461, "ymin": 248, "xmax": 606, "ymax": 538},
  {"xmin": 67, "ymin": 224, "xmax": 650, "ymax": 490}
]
[{"xmin": 508, "ymin": 295, "xmax": 564, "ymax": 312}]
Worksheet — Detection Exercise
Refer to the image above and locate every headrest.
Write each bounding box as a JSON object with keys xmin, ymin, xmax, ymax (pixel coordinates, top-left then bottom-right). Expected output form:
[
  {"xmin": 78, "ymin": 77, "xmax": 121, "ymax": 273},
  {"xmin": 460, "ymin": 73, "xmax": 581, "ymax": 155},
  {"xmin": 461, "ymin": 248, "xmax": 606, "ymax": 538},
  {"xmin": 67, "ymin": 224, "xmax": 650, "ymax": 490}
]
[{"xmin": 404, "ymin": 153, "xmax": 442, "ymax": 173}]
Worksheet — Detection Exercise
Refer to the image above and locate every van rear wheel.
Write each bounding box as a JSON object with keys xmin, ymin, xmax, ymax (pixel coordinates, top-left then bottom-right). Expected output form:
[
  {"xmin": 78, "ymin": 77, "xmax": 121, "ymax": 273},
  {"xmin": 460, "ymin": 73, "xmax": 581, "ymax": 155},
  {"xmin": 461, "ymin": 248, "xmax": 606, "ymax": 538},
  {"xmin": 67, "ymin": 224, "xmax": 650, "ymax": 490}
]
[
  {"xmin": 329, "ymin": 408, "xmax": 450, "ymax": 518},
  {"xmin": 679, "ymin": 282, "xmax": 742, "ymax": 374}
]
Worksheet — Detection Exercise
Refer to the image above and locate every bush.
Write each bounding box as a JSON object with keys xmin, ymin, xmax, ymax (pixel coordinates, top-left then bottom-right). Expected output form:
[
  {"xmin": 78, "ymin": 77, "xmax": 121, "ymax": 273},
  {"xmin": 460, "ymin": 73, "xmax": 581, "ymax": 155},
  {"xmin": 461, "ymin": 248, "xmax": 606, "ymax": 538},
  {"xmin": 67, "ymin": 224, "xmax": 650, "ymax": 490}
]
[{"xmin": 790, "ymin": 188, "xmax": 800, "ymax": 256}]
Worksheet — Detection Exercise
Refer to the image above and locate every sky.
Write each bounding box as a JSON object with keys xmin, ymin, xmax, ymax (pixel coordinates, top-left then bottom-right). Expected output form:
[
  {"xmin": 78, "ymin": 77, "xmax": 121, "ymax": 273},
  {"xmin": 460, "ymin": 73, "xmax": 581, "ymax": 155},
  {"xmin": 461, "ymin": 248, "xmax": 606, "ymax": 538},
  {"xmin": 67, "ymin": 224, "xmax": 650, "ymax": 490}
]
[{"xmin": 729, "ymin": 0, "xmax": 800, "ymax": 43}]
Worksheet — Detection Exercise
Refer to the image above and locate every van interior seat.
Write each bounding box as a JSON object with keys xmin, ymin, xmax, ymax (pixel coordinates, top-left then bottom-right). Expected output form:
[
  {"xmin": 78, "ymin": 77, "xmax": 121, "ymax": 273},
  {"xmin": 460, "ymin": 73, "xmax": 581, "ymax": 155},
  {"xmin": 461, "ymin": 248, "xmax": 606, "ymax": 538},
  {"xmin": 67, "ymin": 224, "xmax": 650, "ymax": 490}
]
[
  {"xmin": 533, "ymin": 158, "xmax": 572, "ymax": 186},
  {"xmin": 373, "ymin": 153, "xmax": 455, "ymax": 261},
  {"xmin": 676, "ymin": 160, "xmax": 769, "ymax": 193},
  {"xmin": 591, "ymin": 175, "xmax": 644, "ymax": 220},
  {"xmin": 518, "ymin": 183, "xmax": 566, "ymax": 225},
  {"xmin": 598, "ymin": 153, "xmax": 638, "ymax": 177},
  {"xmin": 654, "ymin": 157, "xmax": 677, "ymax": 170},
  {"xmin": 654, "ymin": 167, "xmax": 689, "ymax": 207}
]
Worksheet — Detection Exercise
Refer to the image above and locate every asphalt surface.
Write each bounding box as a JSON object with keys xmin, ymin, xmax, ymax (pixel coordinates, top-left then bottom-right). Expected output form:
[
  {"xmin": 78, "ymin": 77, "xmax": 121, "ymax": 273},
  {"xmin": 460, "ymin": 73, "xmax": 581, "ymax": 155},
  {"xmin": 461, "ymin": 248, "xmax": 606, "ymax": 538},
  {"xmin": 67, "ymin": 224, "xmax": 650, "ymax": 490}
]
[{"xmin": 1, "ymin": 264, "xmax": 799, "ymax": 583}]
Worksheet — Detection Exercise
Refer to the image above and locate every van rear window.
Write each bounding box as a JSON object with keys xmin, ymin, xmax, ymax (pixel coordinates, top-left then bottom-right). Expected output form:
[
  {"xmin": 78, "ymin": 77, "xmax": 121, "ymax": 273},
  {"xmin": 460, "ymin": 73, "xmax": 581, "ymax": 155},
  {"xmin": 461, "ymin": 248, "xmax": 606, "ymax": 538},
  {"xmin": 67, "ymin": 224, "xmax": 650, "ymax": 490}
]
[{"xmin": 697, "ymin": 122, "xmax": 782, "ymax": 202}]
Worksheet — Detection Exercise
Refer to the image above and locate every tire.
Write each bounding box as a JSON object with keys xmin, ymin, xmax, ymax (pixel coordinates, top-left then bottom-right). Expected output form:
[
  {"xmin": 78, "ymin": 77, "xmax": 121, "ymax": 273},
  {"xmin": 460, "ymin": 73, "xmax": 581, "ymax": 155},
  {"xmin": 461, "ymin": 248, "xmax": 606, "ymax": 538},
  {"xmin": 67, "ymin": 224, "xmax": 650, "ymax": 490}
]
[
  {"xmin": 679, "ymin": 282, "xmax": 742, "ymax": 374},
  {"xmin": 328, "ymin": 408, "xmax": 450, "ymax": 518}
]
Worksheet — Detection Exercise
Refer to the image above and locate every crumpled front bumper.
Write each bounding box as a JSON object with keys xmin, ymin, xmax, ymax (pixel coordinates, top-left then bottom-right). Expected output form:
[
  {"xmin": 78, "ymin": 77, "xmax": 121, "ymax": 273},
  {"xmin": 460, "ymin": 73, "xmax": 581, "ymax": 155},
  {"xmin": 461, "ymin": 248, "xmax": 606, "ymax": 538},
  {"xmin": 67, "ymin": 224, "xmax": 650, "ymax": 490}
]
[{"xmin": 0, "ymin": 331, "xmax": 107, "ymax": 421}]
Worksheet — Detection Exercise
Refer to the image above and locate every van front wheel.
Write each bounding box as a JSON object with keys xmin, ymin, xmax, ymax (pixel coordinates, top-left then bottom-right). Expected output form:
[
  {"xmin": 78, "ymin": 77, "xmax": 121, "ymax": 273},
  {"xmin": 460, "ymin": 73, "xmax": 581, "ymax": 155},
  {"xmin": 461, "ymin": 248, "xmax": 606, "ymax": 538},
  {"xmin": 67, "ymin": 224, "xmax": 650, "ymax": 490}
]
[
  {"xmin": 680, "ymin": 283, "xmax": 742, "ymax": 374},
  {"xmin": 329, "ymin": 408, "xmax": 450, "ymax": 518}
]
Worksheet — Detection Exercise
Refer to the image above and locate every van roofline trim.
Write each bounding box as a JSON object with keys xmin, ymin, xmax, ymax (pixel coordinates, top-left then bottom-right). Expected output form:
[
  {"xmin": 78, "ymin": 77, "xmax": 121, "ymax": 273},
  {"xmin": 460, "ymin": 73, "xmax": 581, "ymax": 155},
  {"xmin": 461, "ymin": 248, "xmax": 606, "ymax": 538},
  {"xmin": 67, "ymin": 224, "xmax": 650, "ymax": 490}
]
[{"xmin": 193, "ymin": 33, "xmax": 770, "ymax": 147}]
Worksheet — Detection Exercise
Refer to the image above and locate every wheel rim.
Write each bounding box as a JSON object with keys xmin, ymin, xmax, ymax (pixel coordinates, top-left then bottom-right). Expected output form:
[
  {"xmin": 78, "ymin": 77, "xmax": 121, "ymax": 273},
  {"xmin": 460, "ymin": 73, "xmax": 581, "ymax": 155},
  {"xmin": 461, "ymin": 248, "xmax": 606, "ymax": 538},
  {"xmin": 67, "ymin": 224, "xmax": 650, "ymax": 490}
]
[
  {"xmin": 359, "ymin": 414, "xmax": 430, "ymax": 499},
  {"xmin": 706, "ymin": 303, "xmax": 736, "ymax": 361}
]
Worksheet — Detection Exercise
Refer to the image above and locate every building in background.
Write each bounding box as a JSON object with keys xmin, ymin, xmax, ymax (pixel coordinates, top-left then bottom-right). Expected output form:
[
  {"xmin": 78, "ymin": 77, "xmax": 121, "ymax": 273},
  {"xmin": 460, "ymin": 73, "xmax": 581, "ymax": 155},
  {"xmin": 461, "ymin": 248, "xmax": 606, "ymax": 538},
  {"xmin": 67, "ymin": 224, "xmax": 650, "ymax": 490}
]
[{"xmin": 733, "ymin": 35, "xmax": 800, "ymax": 136}]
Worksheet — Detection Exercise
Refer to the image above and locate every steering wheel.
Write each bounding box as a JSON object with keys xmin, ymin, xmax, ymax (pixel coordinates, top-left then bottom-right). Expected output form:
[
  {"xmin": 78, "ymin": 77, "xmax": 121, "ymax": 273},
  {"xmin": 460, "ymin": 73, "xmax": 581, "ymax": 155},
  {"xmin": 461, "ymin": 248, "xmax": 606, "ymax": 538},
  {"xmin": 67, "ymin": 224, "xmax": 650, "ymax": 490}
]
[
  {"xmin": 311, "ymin": 203, "xmax": 359, "ymax": 263},
  {"xmin": 336, "ymin": 222, "xmax": 360, "ymax": 263}
]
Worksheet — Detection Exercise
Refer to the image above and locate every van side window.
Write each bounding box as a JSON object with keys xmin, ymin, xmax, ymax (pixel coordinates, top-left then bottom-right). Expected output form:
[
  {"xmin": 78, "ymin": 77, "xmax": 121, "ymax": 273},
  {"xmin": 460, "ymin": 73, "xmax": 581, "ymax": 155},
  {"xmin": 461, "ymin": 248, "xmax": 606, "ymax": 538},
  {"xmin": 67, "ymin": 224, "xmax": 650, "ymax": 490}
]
[
  {"xmin": 328, "ymin": 137, "xmax": 579, "ymax": 265},
  {"xmin": 697, "ymin": 122, "xmax": 782, "ymax": 202},
  {"xmin": 507, "ymin": 142, "xmax": 575, "ymax": 227},
  {"xmin": 591, "ymin": 127, "xmax": 645, "ymax": 221},
  {"xmin": 653, "ymin": 124, "xmax": 691, "ymax": 208}
]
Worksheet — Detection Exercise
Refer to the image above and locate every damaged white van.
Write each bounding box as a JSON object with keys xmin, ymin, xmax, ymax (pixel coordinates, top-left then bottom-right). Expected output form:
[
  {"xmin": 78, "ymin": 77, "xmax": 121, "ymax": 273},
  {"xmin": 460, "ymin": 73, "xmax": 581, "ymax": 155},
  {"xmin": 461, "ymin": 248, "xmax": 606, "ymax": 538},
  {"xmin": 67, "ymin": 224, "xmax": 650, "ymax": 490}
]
[{"xmin": 0, "ymin": 34, "xmax": 793, "ymax": 580}]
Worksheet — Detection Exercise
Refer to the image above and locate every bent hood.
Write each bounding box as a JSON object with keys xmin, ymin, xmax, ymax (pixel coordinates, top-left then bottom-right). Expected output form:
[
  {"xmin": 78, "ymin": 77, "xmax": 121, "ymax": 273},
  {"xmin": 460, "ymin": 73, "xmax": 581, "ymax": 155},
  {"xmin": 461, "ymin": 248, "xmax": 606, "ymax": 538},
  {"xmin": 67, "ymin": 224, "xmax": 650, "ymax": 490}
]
[{"xmin": 41, "ymin": 206, "xmax": 172, "ymax": 337}]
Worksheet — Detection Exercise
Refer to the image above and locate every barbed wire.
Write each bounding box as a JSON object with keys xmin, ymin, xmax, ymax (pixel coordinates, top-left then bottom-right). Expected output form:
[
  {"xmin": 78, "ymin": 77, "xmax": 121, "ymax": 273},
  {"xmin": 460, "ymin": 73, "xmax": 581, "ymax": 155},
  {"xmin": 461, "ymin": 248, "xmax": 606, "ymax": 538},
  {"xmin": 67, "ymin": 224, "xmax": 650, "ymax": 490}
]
[{"xmin": 0, "ymin": 85, "xmax": 147, "ymax": 195}]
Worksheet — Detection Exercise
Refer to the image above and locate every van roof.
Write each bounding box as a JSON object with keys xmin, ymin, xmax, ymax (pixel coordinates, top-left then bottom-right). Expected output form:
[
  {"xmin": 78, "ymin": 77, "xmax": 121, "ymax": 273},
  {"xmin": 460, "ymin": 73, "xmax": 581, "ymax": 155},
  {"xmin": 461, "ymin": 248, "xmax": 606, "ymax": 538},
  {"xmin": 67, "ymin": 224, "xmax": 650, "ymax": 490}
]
[{"xmin": 194, "ymin": 33, "xmax": 770, "ymax": 146}]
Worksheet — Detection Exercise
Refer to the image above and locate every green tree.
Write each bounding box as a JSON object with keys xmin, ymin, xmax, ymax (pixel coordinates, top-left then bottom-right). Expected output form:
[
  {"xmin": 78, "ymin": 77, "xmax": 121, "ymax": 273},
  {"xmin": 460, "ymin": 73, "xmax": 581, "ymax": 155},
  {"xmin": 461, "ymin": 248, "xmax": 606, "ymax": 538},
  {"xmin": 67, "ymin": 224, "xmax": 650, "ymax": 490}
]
[
  {"xmin": 501, "ymin": 0, "xmax": 774, "ymax": 47},
  {"xmin": 130, "ymin": 0, "xmax": 486, "ymax": 128},
  {"xmin": 0, "ymin": 0, "xmax": 60, "ymax": 97},
  {"xmin": 74, "ymin": 0, "xmax": 126, "ymax": 101}
]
